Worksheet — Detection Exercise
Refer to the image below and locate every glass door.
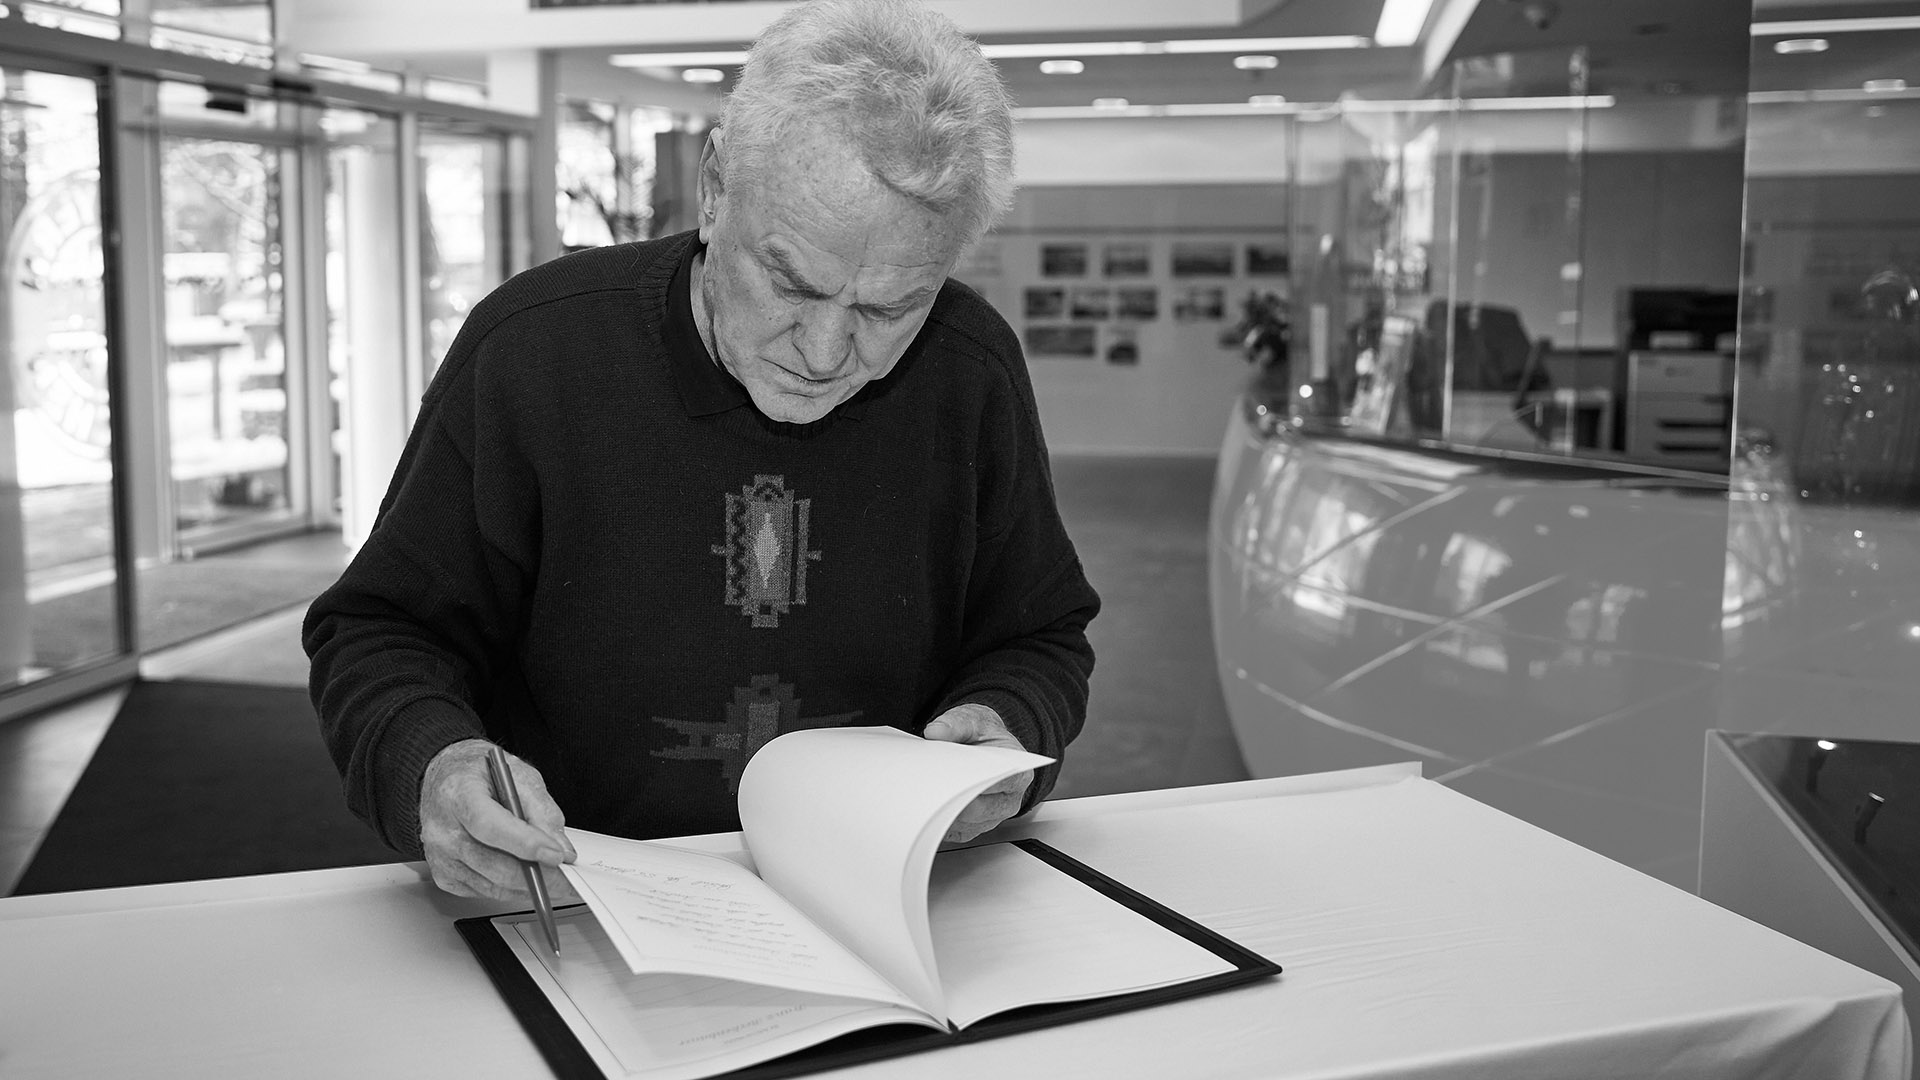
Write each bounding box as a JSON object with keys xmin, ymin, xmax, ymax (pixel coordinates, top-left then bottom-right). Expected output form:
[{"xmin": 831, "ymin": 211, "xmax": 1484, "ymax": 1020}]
[
  {"xmin": 418, "ymin": 118, "xmax": 518, "ymax": 382},
  {"xmin": 156, "ymin": 82, "xmax": 301, "ymax": 552},
  {"xmin": 0, "ymin": 63, "xmax": 127, "ymax": 693}
]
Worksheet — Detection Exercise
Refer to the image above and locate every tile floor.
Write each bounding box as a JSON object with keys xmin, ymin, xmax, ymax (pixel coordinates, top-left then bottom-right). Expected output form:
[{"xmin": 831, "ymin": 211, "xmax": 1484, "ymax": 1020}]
[{"xmin": 0, "ymin": 455, "xmax": 1245, "ymax": 895}]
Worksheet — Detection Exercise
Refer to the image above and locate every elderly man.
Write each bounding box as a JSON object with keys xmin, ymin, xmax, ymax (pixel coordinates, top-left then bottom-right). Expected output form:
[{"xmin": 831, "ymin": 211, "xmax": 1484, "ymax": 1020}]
[{"xmin": 304, "ymin": 0, "xmax": 1099, "ymax": 902}]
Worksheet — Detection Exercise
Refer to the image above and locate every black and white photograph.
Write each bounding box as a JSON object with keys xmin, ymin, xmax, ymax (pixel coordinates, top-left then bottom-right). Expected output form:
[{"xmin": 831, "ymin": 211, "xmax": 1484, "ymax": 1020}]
[
  {"xmin": 1245, "ymin": 242, "xmax": 1291, "ymax": 277},
  {"xmin": 1173, "ymin": 285, "xmax": 1226, "ymax": 321},
  {"xmin": 1040, "ymin": 242, "xmax": 1090, "ymax": 278},
  {"xmin": 1116, "ymin": 287, "xmax": 1159, "ymax": 321},
  {"xmin": 1025, "ymin": 286, "xmax": 1066, "ymax": 319},
  {"xmin": 1102, "ymin": 242, "xmax": 1151, "ymax": 278},
  {"xmin": 1025, "ymin": 324, "xmax": 1098, "ymax": 358},
  {"xmin": 1171, "ymin": 241, "xmax": 1234, "ymax": 277},
  {"xmin": 2, "ymin": 2, "xmax": 1892, "ymax": 1078},
  {"xmin": 1070, "ymin": 287, "xmax": 1112, "ymax": 320}
]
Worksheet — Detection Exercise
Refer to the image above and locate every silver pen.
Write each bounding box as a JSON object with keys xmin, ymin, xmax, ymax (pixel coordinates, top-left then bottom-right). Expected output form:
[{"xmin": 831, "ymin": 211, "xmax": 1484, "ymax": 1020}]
[{"xmin": 486, "ymin": 744, "xmax": 561, "ymax": 957}]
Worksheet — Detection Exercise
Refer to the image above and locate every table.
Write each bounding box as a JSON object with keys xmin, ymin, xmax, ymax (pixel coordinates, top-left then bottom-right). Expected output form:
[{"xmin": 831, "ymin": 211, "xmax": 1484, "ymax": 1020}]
[{"xmin": 0, "ymin": 764, "xmax": 1908, "ymax": 1079}]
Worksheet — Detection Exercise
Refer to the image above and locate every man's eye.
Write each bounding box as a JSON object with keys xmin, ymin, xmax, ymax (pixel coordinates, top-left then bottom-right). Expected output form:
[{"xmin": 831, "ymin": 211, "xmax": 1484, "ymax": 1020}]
[{"xmin": 861, "ymin": 307, "xmax": 906, "ymax": 321}]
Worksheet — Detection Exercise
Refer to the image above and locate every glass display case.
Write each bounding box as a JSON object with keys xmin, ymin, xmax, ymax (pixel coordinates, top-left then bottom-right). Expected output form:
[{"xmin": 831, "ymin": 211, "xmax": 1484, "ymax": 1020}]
[{"xmin": 1718, "ymin": 733, "xmax": 1919, "ymax": 957}]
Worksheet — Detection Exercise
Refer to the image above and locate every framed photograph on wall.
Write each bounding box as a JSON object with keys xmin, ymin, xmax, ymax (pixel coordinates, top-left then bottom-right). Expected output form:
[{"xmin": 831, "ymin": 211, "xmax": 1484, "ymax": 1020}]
[
  {"xmin": 1116, "ymin": 287, "xmax": 1159, "ymax": 321},
  {"xmin": 1105, "ymin": 325, "xmax": 1140, "ymax": 366},
  {"xmin": 1041, "ymin": 243, "xmax": 1090, "ymax": 277},
  {"xmin": 1171, "ymin": 241, "xmax": 1234, "ymax": 277},
  {"xmin": 1070, "ymin": 287, "xmax": 1112, "ymax": 320},
  {"xmin": 1245, "ymin": 242, "xmax": 1290, "ymax": 277},
  {"xmin": 1103, "ymin": 242, "xmax": 1150, "ymax": 278},
  {"xmin": 1173, "ymin": 285, "xmax": 1226, "ymax": 321},
  {"xmin": 1025, "ymin": 287, "xmax": 1066, "ymax": 319},
  {"xmin": 1026, "ymin": 324, "xmax": 1098, "ymax": 358}
]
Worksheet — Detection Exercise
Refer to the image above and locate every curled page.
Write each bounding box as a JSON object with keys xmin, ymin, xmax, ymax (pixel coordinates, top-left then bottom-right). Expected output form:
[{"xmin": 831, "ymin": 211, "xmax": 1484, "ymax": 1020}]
[{"xmin": 737, "ymin": 726, "xmax": 1052, "ymax": 1020}]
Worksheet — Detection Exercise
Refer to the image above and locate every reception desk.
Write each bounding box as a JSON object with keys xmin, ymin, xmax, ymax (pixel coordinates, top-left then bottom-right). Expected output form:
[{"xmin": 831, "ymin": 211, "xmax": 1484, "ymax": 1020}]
[
  {"xmin": 1211, "ymin": 362, "xmax": 1920, "ymax": 899},
  {"xmin": 0, "ymin": 766, "xmax": 1907, "ymax": 1079}
]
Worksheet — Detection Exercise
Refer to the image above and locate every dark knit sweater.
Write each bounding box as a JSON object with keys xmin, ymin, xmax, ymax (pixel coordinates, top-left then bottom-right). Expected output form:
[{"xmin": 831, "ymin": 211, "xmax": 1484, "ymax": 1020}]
[{"xmin": 304, "ymin": 231, "xmax": 1100, "ymax": 857}]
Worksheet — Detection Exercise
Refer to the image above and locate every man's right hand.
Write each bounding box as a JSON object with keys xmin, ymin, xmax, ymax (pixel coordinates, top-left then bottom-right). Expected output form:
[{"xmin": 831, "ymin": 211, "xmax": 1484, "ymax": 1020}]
[{"xmin": 419, "ymin": 738, "xmax": 578, "ymax": 902}]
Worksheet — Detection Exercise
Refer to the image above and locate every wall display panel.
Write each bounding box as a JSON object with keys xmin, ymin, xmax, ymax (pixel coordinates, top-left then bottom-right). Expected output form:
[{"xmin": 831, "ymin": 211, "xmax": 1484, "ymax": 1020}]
[{"xmin": 952, "ymin": 183, "xmax": 1290, "ymax": 455}]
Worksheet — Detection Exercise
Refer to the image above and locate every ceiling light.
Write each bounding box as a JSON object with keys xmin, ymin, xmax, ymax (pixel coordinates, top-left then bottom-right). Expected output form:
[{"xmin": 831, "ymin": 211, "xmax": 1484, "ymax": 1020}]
[
  {"xmin": 1374, "ymin": 0, "xmax": 1438, "ymax": 47},
  {"xmin": 1010, "ymin": 95, "xmax": 1615, "ymax": 121},
  {"xmin": 1039, "ymin": 59, "xmax": 1085, "ymax": 75},
  {"xmin": 611, "ymin": 50, "xmax": 749, "ymax": 68},
  {"xmin": 1161, "ymin": 36, "xmax": 1369, "ymax": 54},
  {"xmin": 1753, "ymin": 16, "xmax": 1920, "ymax": 35},
  {"xmin": 980, "ymin": 36, "xmax": 1368, "ymax": 59},
  {"xmin": 1234, "ymin": 55, "xmax": 1279, "ymax": 71},
  {"xmin": 615, "ymin": 36, "xmax": 1370, "ymax": 70},
  {"xmin": 1773, "ymin": 38, "xmax": 1829, "ymax": 54},
  {"xmin": 682, "ymin": 68, "xmax": 726, "ymax": 84},
  {"xmin": 1864, "ymin": 78, "xmax": 1908, "ymax": 93}
]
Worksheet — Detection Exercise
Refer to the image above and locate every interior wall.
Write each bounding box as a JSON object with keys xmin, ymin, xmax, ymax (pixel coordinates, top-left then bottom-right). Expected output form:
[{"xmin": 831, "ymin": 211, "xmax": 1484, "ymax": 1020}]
[
  {"xmin": 959, "ymin": 183, "xmax": 1287, "ymax": 456},
  {"xmin": 994, "ymin": 116, "xmax": 1290, "ymax": 456}
]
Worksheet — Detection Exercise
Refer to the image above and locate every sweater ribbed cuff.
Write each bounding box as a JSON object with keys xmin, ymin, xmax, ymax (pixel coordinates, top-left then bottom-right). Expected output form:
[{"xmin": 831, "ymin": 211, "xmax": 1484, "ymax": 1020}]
[
  {"xmin": 368, "ymin": 696, "xmax": 487, "ymax": 859},
  {"xmin": 948, "ymin": 688, "xmax": 1061, "ymax": 814}
]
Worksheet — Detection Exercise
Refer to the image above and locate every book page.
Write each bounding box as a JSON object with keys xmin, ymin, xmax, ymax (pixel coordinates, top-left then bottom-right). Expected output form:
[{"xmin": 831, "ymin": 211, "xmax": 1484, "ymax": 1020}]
[
  {"xmin": 928, "ymin": 843, "xmax": 1239, "ymax": 1029},
  {"xmin": 559, "ymin": 830, "xmax": 918, "ymax": 1008},
  {"xmin": 494, "ymin": 909, "xmax": 942, "ymax": 1080},
  {"xmin": 737, "ymin": 726, "xmax": 1053, "ymax": 1019}
]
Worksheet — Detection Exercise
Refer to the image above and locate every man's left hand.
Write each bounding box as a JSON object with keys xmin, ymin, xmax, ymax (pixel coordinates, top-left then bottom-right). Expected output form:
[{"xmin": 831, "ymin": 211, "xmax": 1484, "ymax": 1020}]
[{"xmin": 922, "ymin": 704, "xmax": 1033, "ymax": 843}]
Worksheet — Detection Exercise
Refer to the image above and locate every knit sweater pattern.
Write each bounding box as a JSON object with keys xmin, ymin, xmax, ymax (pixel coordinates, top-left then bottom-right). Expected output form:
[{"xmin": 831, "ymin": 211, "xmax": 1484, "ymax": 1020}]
[{"xmin": 304, "ymin": 232, "xmax": 1101, "ymax": 856}]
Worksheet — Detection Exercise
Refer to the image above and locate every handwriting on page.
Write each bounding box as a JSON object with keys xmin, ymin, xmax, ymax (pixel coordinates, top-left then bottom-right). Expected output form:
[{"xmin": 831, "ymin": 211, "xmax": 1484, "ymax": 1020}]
[{"xmin": 584, "ymin": 859, "xmax": 827, "ymax": 970}]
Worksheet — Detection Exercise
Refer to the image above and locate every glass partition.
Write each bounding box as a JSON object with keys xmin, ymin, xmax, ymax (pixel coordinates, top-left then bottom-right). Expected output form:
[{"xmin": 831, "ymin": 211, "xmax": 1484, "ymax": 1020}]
[
  {"xmin": 1, "ymin": 64, "xmax": 125, "ymax": 690},
  {"xmin": 1285, "ymin": 38, "xmax": 1751, "ymax": 474}
]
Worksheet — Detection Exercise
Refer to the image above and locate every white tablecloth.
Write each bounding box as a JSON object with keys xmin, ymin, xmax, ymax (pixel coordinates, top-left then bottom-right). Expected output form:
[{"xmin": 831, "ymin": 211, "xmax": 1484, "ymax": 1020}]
[{"xmin": 0, "ymin": 765, "xmax": 1906, "ymax": 1079}]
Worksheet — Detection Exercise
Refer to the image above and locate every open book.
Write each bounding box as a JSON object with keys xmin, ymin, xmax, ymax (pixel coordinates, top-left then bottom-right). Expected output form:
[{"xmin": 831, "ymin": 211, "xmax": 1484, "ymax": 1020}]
[{"xmin": 457, "ymin": 726, "xmax": 1279, "ymax": 1080}]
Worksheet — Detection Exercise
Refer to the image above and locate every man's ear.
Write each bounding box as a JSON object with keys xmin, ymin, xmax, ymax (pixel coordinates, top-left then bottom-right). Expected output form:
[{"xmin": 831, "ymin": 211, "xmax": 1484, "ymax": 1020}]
[{"xmin": 696, "ymin": 128, "xmax": 725, "ymax": 244}]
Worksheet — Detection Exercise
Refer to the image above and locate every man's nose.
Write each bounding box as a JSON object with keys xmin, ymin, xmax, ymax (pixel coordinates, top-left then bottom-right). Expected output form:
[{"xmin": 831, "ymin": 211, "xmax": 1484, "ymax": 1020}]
[{"xmin": 792, "ymin": 304, "xmax": 855, "ymax": 376}]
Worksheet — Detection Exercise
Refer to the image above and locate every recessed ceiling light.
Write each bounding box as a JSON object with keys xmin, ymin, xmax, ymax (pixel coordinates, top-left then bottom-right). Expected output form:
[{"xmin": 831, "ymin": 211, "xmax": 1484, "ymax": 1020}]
[
  {"xmin": 1249, "ymin": 94, "xmax": 1288, "ymax": 107},
  {"xmin": 682, "ymin": 68, "xmax": 726, "ymax": 84},
  {"xmin": 1373, "ymin": 0, "xmax": 1437, "ymax": 47},
  {"xmin": 1092, "ymin": 97, "xmax": 1131, "ymax": 109},
  {"xmin": 1864, "ymin": 77, "xmax": 1908, "ymax": 92},
  {"xmin": 615, "ymin": 37, "xmax": 1370, "ymax": 70},
  {"xmin": 1234, "ymin": 54, "xmax": 1279, "ymax": 71},
  {"xmin": 1039, "ymin": 59, "xmax": 1085, "ymax": 75},
  {"xmin": 1774, "ymin": 38, "xmax": 1830, "ymax": 54}
]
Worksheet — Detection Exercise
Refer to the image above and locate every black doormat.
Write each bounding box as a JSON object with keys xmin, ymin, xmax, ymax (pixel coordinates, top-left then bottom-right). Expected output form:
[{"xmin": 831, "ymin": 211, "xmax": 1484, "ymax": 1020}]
[{"xmin": 11, "ymin": 679, "xmax": 400, "ymax": 895}]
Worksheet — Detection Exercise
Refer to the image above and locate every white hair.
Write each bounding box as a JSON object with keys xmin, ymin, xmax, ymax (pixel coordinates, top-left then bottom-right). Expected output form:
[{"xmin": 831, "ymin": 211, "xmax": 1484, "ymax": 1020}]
[{"xmin": 719, "ymin": 0, "xmax": 1016, "ymax": 242}]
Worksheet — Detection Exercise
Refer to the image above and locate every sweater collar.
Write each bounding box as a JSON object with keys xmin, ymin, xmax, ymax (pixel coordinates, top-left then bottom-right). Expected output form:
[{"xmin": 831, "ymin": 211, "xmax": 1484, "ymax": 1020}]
[{"xmin": 664, "ymin": 238, "xmax": 873, "ymax": 422}]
